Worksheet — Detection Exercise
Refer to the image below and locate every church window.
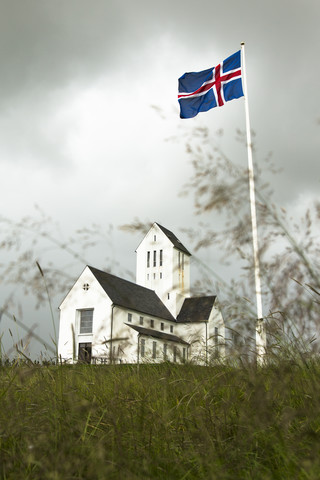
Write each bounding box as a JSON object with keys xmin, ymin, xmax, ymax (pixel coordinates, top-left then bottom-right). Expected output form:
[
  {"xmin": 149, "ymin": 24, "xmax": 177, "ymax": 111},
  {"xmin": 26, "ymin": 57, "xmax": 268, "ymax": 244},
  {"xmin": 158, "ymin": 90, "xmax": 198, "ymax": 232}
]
[
  {"xmin": 160, "ymin": 250, "xmax": 163, "ymax": 266},
  {"xmin": 173, "ymin": 346, "xmax": 177, "ymax": 362},
  {"xmin": 154, "ymin": 235, "xmax": 156, "ymax": 242},
  {"xmin": 160, "ymin": 272, "xmax": 162, "ymax": 279},
  {"xmin": 79, "ymin": 309, "xmax": 93, "ymax": 334},
  {"xmin": 153, "ymin": 250, "xmax": 156, "ymax": 267},
  {"xmin": 163, "ymin": 343, "xmax": 167, "ymax": 360},
  {"xmin": 215, "ymin": 327, "xmax": 219, "ymax": 344},
  {"xmin": 139, "ymin": 316, "xmax": 144, "ymax": 325},
  {"xmin": 214, "ymin": 327, "xmax": 219, "ymax": 357},
  {"xmin": 147, "ymin": 251, "xmax": 150, "ymax": 268},
  {"xmin": 170, "ymin": 325, "xmax": 173, "ymax": 333},
  {"xmin": 150, "ymin": 319, "xmax": 154, "ymax": 328},
  {"xmin": 141, "ymin": 338, "xmax": 145, "ymax": 357},
  {"xmin": 82, "ymin": 283, "xmax": 90, "ymax": 291},
  {"xmin": 152, "ymin": 341, "xmax": 157, "ymax": 359},
  {"xmin": 160, "ymin": 322, "xmax": 164, "ymax": 331},
  {"xmin": 128, "ymin": 313, "xmax": 132, "ymax": 323}
]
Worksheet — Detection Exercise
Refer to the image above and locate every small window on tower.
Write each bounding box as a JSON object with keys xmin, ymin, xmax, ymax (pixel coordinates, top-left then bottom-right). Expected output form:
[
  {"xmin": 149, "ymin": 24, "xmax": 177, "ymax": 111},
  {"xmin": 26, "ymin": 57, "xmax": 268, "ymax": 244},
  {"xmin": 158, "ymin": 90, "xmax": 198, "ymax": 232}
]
[
  {"xmin": 154, "ymin": 235, "xmax": 156, "ymax": 242},
  {"xmin": 147, "ymin": 251, "xmax": 150, "ymax": 268},
  {"xmin": 160, "ymin": 250, "xmax": 163, "ymax": 266},
  {"xmin": 153, "ymin": 250, "xmax": 156, "ymax": 267}
]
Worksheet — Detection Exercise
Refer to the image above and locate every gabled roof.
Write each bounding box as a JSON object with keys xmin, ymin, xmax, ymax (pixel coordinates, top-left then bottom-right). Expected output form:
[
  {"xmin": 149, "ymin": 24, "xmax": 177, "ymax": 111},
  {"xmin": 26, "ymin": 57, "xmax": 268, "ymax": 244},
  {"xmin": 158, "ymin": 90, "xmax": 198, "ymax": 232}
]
[
  {"xmin": 176, "ymin": 296, "xmax": 217, "ymax": 323},
  {"xmin": 88, "ymin": 266, "xmax": 175, "ymax": 321},
  {"xmin": 155, "ymin": 223, "xmax": 191, "ymax": 256},
  {"xmin": 126, "ymin": 324, "xmax": 189, "ymax": 345}
]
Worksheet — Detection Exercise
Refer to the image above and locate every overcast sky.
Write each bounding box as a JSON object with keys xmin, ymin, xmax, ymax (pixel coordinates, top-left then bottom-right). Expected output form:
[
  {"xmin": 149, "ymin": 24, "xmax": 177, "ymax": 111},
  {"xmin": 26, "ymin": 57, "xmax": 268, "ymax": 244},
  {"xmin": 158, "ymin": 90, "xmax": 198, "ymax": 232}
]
[{"xmin": 0, "ymin": 0, "xmax": 319, "ymax": 356}]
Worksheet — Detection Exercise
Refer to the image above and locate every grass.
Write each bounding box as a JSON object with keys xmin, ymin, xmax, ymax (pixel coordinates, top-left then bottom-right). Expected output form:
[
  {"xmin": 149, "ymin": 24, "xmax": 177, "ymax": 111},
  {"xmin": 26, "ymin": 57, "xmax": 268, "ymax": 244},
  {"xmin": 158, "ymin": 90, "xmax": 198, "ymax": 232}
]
[{"xmin": 1, "ymin": 360, "xmax": 320, "ymax": 479}]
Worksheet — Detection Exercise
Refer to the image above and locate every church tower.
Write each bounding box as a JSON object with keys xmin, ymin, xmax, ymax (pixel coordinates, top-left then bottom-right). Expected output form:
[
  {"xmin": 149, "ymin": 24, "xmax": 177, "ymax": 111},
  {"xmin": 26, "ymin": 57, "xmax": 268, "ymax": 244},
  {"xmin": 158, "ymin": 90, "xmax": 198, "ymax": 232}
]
[{"xmin": 136, "ymin": 223, "xmax": 191, "ymax": 317}]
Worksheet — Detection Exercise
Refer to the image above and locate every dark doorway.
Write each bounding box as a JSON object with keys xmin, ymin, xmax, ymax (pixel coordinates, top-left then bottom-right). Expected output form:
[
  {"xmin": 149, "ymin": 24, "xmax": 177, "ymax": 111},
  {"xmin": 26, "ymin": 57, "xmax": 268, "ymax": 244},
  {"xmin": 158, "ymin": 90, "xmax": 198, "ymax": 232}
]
[{"xmin": 78, "ymin": 343, "xmax": 92, "ymax": 364}]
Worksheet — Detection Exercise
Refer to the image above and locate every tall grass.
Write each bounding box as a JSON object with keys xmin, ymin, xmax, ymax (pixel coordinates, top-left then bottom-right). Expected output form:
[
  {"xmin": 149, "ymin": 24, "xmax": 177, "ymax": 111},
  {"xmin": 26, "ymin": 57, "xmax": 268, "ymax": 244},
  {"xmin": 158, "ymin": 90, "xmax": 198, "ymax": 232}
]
[{"xmin": 1, "ymin": 359, "xmax": 320, "ymax": 479}]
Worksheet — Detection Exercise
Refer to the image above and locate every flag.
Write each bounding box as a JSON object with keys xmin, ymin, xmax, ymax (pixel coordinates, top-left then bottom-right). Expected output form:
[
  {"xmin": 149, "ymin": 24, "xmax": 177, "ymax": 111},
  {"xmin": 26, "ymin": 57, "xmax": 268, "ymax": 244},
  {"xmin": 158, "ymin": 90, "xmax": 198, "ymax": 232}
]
[{"xmin": 178, "ymin": 50, "xmax": 243, "ymax": 119}]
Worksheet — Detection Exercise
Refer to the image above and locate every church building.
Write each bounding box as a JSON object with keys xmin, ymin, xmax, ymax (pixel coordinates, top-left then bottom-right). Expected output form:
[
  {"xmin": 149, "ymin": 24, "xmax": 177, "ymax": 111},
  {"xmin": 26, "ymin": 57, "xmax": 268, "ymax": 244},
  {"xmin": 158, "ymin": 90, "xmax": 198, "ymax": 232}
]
[{"xmin": 58, "ymin": 223, "xmax": 225, "ymax": 364}]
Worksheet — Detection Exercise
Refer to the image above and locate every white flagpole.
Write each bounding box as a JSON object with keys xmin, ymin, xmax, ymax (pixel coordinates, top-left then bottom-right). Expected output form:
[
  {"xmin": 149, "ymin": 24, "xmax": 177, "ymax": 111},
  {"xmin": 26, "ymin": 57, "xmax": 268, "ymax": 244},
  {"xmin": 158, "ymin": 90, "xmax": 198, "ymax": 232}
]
[{"xmin": 240, "ymin": 42, "xmax": 266, "ymax": 360}]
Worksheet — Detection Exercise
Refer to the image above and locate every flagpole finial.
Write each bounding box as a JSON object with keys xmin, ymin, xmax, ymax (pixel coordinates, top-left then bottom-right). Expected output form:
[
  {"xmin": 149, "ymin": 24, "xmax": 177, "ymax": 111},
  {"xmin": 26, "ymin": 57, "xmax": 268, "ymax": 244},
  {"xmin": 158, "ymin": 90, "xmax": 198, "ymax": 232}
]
[{"xmin": 241, "ymin": 41, "xmax": 245, "ymax": 46}]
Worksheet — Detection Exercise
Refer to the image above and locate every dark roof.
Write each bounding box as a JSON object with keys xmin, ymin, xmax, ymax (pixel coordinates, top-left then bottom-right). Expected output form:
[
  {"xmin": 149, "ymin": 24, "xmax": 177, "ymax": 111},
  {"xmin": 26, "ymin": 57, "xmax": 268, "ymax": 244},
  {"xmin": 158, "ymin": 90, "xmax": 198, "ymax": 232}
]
[
  {"xmin": 176, "ymin": 296, "xmax": 216, "ymax": 323},
  {"xmin": 126, "ymin": 324, "xmax": 189, "ymax": 345},
  {"xmin": 155, "ymin": 223, "xmax": 191, "ymax": 256},
  {"xmin": 88, "ymin": 266, "xmax": 175, "ymax": 321}
]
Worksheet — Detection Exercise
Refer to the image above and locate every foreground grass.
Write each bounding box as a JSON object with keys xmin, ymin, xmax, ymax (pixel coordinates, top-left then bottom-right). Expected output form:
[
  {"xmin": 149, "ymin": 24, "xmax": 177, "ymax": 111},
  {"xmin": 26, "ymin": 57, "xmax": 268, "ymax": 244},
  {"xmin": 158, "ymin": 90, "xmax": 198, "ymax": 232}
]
[{"xmin": 1, "ymin": 360, "xmax": 320, "ymax": 479}]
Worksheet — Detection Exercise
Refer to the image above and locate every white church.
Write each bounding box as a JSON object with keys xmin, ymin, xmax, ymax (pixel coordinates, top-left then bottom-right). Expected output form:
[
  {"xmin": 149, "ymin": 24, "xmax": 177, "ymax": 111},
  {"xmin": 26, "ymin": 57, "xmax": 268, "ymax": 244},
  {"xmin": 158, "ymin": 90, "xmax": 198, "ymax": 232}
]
[{"xmin": 58, "ymin": 222, "xmax": 225, "ymax": 364}]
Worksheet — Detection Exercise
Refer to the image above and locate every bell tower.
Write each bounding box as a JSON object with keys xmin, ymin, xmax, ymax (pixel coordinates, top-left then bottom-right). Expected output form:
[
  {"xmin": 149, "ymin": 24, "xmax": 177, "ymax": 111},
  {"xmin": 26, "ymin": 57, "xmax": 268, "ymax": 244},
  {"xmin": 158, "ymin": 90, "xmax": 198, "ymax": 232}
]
[{"xmin": 136, "ymin": 223, "xmax": 191, "ymax": 317}]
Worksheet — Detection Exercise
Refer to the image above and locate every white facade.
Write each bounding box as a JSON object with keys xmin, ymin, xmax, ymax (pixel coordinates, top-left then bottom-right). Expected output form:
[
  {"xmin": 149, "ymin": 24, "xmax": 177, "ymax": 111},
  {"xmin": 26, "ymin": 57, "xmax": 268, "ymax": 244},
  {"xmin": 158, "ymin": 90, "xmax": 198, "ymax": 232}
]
[{"xmin": 58, "ymin": 223, "xmax": 225, "ymax": 365}]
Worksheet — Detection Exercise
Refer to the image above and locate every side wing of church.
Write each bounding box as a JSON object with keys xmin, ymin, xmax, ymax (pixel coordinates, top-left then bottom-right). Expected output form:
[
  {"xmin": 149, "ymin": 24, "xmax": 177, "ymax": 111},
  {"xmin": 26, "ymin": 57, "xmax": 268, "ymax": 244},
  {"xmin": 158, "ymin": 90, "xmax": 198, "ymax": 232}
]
[{"xmin": 58, "ymin": 222, "xmax": 225, "ymax": 364}]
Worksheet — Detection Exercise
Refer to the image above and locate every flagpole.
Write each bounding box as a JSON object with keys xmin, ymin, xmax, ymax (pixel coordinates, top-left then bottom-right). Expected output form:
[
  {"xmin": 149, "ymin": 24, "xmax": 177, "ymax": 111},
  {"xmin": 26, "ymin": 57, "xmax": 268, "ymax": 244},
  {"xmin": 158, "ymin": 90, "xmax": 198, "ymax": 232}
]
[{"xmin": 240, "ymin": 42, "xmax": 266, "ymax": 360}]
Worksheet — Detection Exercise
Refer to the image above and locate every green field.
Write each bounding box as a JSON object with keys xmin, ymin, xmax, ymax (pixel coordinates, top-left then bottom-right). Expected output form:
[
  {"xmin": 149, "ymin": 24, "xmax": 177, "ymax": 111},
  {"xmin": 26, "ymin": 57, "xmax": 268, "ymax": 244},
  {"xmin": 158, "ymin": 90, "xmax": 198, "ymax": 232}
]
[{"xmin": 1, "ymin": 359, "xmax": 320, "ymax": 479}]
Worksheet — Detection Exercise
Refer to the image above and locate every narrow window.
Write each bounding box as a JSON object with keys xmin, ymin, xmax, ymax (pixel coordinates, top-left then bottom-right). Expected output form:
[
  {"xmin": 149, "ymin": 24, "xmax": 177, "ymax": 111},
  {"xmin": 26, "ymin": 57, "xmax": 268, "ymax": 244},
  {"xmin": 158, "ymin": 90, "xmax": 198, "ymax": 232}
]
[
  {"xmin": 154, "ymin": 235, "xmax": 156, "ymax": 242},
  {"xmin": 153, "ymin": 250, "xmax": 156, "ymax": 267},
  {"xmin": 150, "ymin": 319, "xmax": 154, "ymax": 328},
  {"xmin": 160, "ymin": 272, "xmax": 162, "ymax": 279},
  {"xmin": 139, "ymin": 316, "xmax": 144, "ymax": 325},
  {"xmin": 147, "ymin": 251, "xmax": 150, "ymax": 268},
  {"xmin": 128, "ymin": 313, "xmax": 132, "ymax": 323},
  {"xmin": 160, "ymin": 249, "xmax": 163, "ymax": 266},
  {"xmin": 163, "ymin": 344, "xmax": 167, "ymax": 360},
  {"xmin": 183, "ymin": 347, "xmax": 186, "ymax": 363},
  {"xmin": 79, "ymin": 309, "xmax": 93, "ymax": 334},
  {"xmin": 152, "ymin": 341, "xmax": 157, "ymax": 359},
  {"xmin": 167, "ymin": 293, "xmax": 170, "ymax": 300},
  {"xmin": 141, "ymin": 338, "xmax": 145, "ymax": 357},
  {"xmin": 178, "ymin": 251, "xmax": 181, "ymax": 269},
  {"xmin": 160, "ymin": 322, "xmax": 164, "ymax": 331},
  {"xmin": 147, "ymin": 274, "xmax": 149, "ymax": 280},
  {"xmin": 214, "ymin": 327, "xmax": 219, "ymax": 357},
  {"xmin": 153, "ymin": 273, "xmax": 156, "ymax": 279},
  {"xmin": 173, "ymin": 346, "xmax": 177, "ymax": 363},
  {"xmin": 181, "ymin": 253, "xmax": 184, "ymax": 270},
  {"xmin": 170, "ymin": 325, "xmax": 173, "ymax": 333}
]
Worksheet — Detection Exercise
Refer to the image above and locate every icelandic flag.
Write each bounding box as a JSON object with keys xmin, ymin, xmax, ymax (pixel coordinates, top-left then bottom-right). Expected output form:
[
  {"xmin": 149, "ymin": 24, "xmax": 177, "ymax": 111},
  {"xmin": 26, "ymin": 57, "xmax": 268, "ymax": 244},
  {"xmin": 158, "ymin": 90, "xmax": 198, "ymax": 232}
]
[{"xmin": 178, "ymin": 50, "xmax": 244, "ymax": 119}]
